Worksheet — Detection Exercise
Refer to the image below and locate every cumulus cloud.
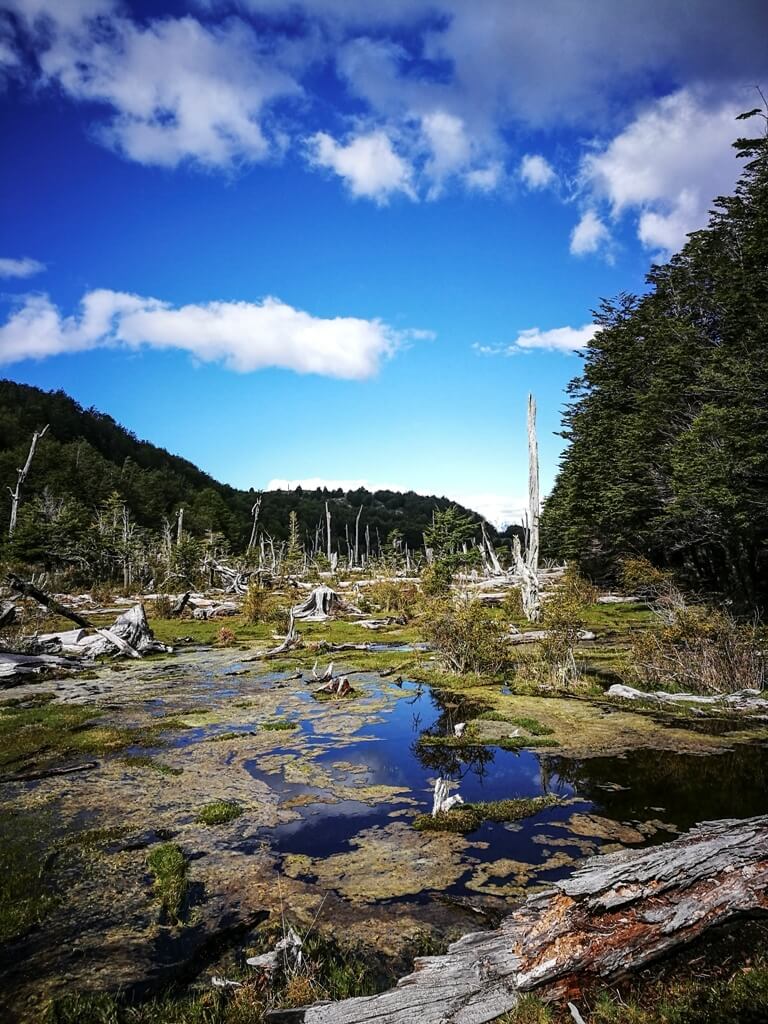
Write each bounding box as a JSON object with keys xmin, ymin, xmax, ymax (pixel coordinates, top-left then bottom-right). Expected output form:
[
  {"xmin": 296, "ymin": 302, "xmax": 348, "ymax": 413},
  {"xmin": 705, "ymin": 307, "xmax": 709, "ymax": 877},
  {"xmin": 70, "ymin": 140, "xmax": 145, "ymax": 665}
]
[
  {"xmin": 6, "ymin": 5, "xmax": 301, "ymax": 168},
  {"xmin": 578, "ymin": 89, "xmax": 745, "ymax": 255},
  {"xmin": 519, "ymin": 154, "xmax": 556, "ymax": 190},
  {"xmin": 307, "ymin": 129, "xmax": 415, "ymax": 202},
  {"xmin": 0, "ymin": 290, "xmax": 420, "ymax": 378},
  {"xmin": 474, "ymin": 323, "xmax": 597, "ymax": 356},
  {"xmin": 2, "ymin": 0, "xmax": 765, "ymax": 210},
  {"xmin": 0, "ymin": 256, "xmax": 46, "ymax": 278},
  {"xmin": 570, "ymin": 209, "xmax": 611, "ymax": 257}
]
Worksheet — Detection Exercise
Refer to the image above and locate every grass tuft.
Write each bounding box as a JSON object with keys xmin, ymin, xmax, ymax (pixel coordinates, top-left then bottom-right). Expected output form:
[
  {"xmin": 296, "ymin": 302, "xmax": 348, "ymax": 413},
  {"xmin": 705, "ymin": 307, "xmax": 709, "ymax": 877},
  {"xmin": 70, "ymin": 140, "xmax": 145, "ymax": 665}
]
[
  {"xmin": 196, "ymin": 800, "xmax": 243, "ymax": 826},
  {"xmin": 414, "ymin": 795, "xmax": 559, "ymax": 833},
  {"xmin": 146, "ymin": 842, "xmax": 187, "ymax": 924}
]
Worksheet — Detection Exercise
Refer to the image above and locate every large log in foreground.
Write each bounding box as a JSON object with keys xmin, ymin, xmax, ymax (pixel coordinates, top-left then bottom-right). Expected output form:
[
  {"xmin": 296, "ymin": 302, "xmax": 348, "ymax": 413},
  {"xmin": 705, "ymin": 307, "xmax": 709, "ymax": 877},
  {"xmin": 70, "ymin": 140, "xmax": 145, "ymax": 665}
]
[{"xmin": 270, "ymin": 815, "xmax": 768, "ymax": 1024}]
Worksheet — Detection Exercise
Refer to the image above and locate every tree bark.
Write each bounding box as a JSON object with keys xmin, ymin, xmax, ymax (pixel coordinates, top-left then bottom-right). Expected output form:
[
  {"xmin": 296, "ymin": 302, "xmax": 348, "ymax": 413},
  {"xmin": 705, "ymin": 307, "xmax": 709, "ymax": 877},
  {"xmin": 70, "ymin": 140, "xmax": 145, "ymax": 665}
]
[{"xmin": 269, "ymin": 815, "xmax": 768, "ymax": 1024}]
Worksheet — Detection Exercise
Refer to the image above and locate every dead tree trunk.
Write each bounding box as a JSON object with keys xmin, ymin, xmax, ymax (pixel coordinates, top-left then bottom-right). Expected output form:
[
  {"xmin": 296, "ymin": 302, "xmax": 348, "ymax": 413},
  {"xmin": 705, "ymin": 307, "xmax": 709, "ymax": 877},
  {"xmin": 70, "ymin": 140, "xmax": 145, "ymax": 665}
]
[
  {"xmin": 354, "ymin": 505, "xmax": 363, "ymax": 566},
  {"xmin": 176, "ymin": 506, "xmax": 184, "ymax": 545},
  {"xmin": 247, "ymin": 494, "xmax": 262, "ymax": 554},
  {"xmin": 8, "ymin": 424, "xmax": 48, "ymax": 537},
  {"xmin": 518, "ymin": 393, "xmax": 541, "ymax": 622},
  {"xmin": 325, "ymin": 501, "xmax": 332, "ymax": 563},
  {"xmin": 270, "ymin": 815, "xmax": 768, "ymax": 1024}
]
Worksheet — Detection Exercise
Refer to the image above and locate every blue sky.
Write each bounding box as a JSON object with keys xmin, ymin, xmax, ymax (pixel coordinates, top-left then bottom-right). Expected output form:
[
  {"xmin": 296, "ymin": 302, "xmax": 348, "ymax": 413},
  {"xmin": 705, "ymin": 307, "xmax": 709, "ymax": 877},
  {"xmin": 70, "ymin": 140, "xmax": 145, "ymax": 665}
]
[{"xmin": 1, "ymin": 1, "xmax": 766, "ymax": 524}]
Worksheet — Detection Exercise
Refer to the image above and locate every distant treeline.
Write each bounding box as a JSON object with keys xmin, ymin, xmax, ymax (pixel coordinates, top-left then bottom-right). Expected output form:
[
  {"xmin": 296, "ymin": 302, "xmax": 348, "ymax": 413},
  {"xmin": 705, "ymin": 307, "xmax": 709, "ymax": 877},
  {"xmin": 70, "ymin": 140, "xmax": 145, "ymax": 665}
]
[
  {"xmin": 0, "ymin": 380, "xmax": 520, "ymax": 578},
  {"xmin": 541, "ymin": 114, "xmax": 768, "ymax": 608}
]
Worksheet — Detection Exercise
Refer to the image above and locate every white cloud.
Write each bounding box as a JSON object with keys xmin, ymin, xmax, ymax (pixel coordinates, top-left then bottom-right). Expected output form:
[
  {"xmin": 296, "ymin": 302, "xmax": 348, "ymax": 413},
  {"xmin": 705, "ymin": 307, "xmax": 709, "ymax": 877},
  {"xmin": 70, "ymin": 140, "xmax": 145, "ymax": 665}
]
[
  {"xmin": 570, "ymin": 209, "xmax": 611, "ymax": 257},
  {"xmin": 421, "ymin": 110, "xmax": 470, "ymax": 195},
  {"xmin": 465, "ymin": 163, "xmax": 503, "ymax": 192},
  {"xmin": 452, "ymin": 492, "xmax": 528, "ymax": 529},
  {"xmin": 513, "ymin": 323, "xmax": 598, "ymax": 353},
  {"xmin": 0, "ymin": 256, "xmax": 46, "ymax": 278},
  {"xmin": 474, "ymin": 323, "xmax": 597, "ymax": 356},
  {"xmin": 8, "ymin": 7, "xmax": 301, "ymax": 169},
  {"xmin": 0, "ymin": 290, "xmax": 419, "ymax": 378},
  {"xmin": 578, "ymin": 89, "xmax": 745, "ymax": 255},
  {"xmin": 519, "ymin": 153, "xmax": 556, "ymax": 190},
  {"xmin": 307, "ymin": 129, "xmax": 415, "ymax": 202}
]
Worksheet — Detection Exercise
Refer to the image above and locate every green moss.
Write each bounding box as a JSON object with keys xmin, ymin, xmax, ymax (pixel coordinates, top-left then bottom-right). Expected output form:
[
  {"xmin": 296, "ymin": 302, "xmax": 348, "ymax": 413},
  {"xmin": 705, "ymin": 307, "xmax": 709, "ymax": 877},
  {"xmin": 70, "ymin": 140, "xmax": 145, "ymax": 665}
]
[
  {"xmin": 414, "ymin": 795, "xmax": 559, "ymax": 833},
  {"xmin": 119, "ymin": 756, "xmax": 183, "ymax": 776},
  {"xmin": 146, "ymin": 842, "xmax": 188, "ymax": 924},
  {"xmin": 0, "ymin": 700, "xmax": 193, "ymax": 774},
  {"xmin": 417, "ymin": 731, "xmax": 559, "ymax": 752},
  {"xmin": 262, "ymin": 719, "xmax": 298, "ymax": 731},
  {"xmin": 195, "ymin": 800, "xmax": 243, "ymax": 826},
  {"xmin": 414, "ymin": 807, "xmax": 483, "ymax": 833},
  {"xmin": 477, "ymin": 713, "xmax": 555, "ymax": 735}
]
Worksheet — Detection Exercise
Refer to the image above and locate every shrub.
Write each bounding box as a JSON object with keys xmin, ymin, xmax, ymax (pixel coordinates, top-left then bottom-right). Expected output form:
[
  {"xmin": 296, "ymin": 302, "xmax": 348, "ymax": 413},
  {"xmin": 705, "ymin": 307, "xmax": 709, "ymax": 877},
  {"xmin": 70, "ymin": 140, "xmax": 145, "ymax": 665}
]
[
  {"xmin": 619, "ymin": 555, "xmax": 673, "ymax": 600},
  {"xmin": 423, "ymin": 598, "xmax": 511, "ymax": 675},
  {"xmin": 421, "ymin": 560, "xmax": 454, "ymax": 597},
  {"xmin": 631, "ymin": 598, "xmax": 765, "ymax": 694},
  {"xmin": 361, "ymin": 580, "xmax": 420, "ymax": 618},
  {"xmin": 538, "ymin": 567, "xmax": 596, "ymax": 687}
]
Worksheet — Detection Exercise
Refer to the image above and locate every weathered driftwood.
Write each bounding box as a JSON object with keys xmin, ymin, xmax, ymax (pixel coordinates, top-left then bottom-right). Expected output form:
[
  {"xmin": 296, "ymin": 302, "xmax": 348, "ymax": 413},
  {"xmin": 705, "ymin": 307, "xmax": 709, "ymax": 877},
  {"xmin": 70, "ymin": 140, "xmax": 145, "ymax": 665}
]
[
  {"xmin": 78, "ymin": 605, "xmax": 171, "ymax": 659},
  {"xmin": 171, "ymin": 591, "xmax": 192, "ymax": 617},
  {"xmin": 269, "ymin": 815, "xmax": 768, "ymax": 1024},
  {"xmin": 192, "ymin": 601, "xmax": 239, "ymax": 620},
  {"xmin": 314, "ymin": 675, "xmax": 352, "ymax": 698},
  {"xmin": 0, "ymin": 600, "xmax": 17, "ymax": 627},
  {"xmin": 607, "ymin": 683, "xmax": 768, "ymax": 711},
  {"xmin": 0, "ymin": 651, "xmax": 79, "ymax": 682},
  {"xmin": 291, "ymin": 586, "xmax": 361, "ymax": 622},
  {"xmin": 2, "ymin": 760, "xmax": 98, "ymax": 783},
  {"xmin": 508, "ymin": 628, "xmax": 596, "ymax": 646},
  {"xmin": 432, "ymin": 777, "xmax": 463, "ymax": 815},
  {"xmin": 8, "ymin": 573, "xmax": 95, "ymax": 629}
]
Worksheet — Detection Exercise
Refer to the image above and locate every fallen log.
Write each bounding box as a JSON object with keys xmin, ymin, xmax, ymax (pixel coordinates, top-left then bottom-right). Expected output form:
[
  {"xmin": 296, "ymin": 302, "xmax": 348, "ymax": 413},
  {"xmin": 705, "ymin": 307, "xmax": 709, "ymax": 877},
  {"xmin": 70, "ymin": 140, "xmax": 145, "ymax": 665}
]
[
  {"xmin": 0, "ymin": 651, "xmax": 79, "ymax": 682},
  {"xmin": 269, "ymin": 815, "xmax": 768, "ymax": 1024},
  {"xmin": 7, "ymin": 574, "xmax": 94, "ymax": 629},
  {"xmin": 0, "ymin": 600, "xmax": 17, "ymax": 627},
  {"xmin": 607, "ymin": 683, "xmax": 768, "ymax": 711},
  {"xmin": 508, "ymin": 628, "xmax": 596, "ymax": 645},
  {"xmin": 1, "ymin": 760, "xmax": 98, "ymax": 783}
]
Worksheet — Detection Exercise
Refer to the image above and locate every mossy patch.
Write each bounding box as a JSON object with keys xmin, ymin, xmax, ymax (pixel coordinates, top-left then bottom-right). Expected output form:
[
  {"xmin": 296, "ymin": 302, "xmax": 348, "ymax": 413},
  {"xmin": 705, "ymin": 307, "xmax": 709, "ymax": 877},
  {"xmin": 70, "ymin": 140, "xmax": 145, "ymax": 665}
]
[
  {"xmin": 476, "ymin": 712, "xmax": 555, "ymax": 735},
  {"xmin": 413, "ymin": 794, "xmax": 559, "ymax": 834},
  {"xmin": 146, "ymin": 842, "xmax": 188, "ymax": 924},
  {"xmin": 262, "ymin": 719, "xmax": 298, "ymax": 731},
  {"xmin": 0, "ymin": 701, "xmax": 193, "ymax": 774},
  {"xmin": 195, "ymin": 800, "xmax": 243, "ymax": 826},
  {"xmin": 119, "ymin": 755, "xmax": 183, "ymax": 776}
]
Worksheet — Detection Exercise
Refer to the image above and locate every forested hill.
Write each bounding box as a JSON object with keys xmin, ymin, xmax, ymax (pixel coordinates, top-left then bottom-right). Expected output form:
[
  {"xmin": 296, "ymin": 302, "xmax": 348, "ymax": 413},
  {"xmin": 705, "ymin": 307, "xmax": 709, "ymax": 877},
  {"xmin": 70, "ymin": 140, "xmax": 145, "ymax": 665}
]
[
  {"xmin": 541, "ymin": 113, "xmax": 768, "ymax": 608},
  {"xmin": 0, "ymin": 380, "xmax": 499, "ymax": 566}
]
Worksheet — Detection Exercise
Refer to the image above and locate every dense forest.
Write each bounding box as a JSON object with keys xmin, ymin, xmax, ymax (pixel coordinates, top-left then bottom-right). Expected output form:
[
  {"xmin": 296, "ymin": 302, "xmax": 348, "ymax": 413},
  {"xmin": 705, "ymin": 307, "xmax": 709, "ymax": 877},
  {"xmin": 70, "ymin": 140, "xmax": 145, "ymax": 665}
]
[
  {"xmin": 0, "ymin": 380, "xmax": 514, "ymax": 583},
  {"xmin": 541, "ymin": 113, "xmax": 768, "ymax": 609}
]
